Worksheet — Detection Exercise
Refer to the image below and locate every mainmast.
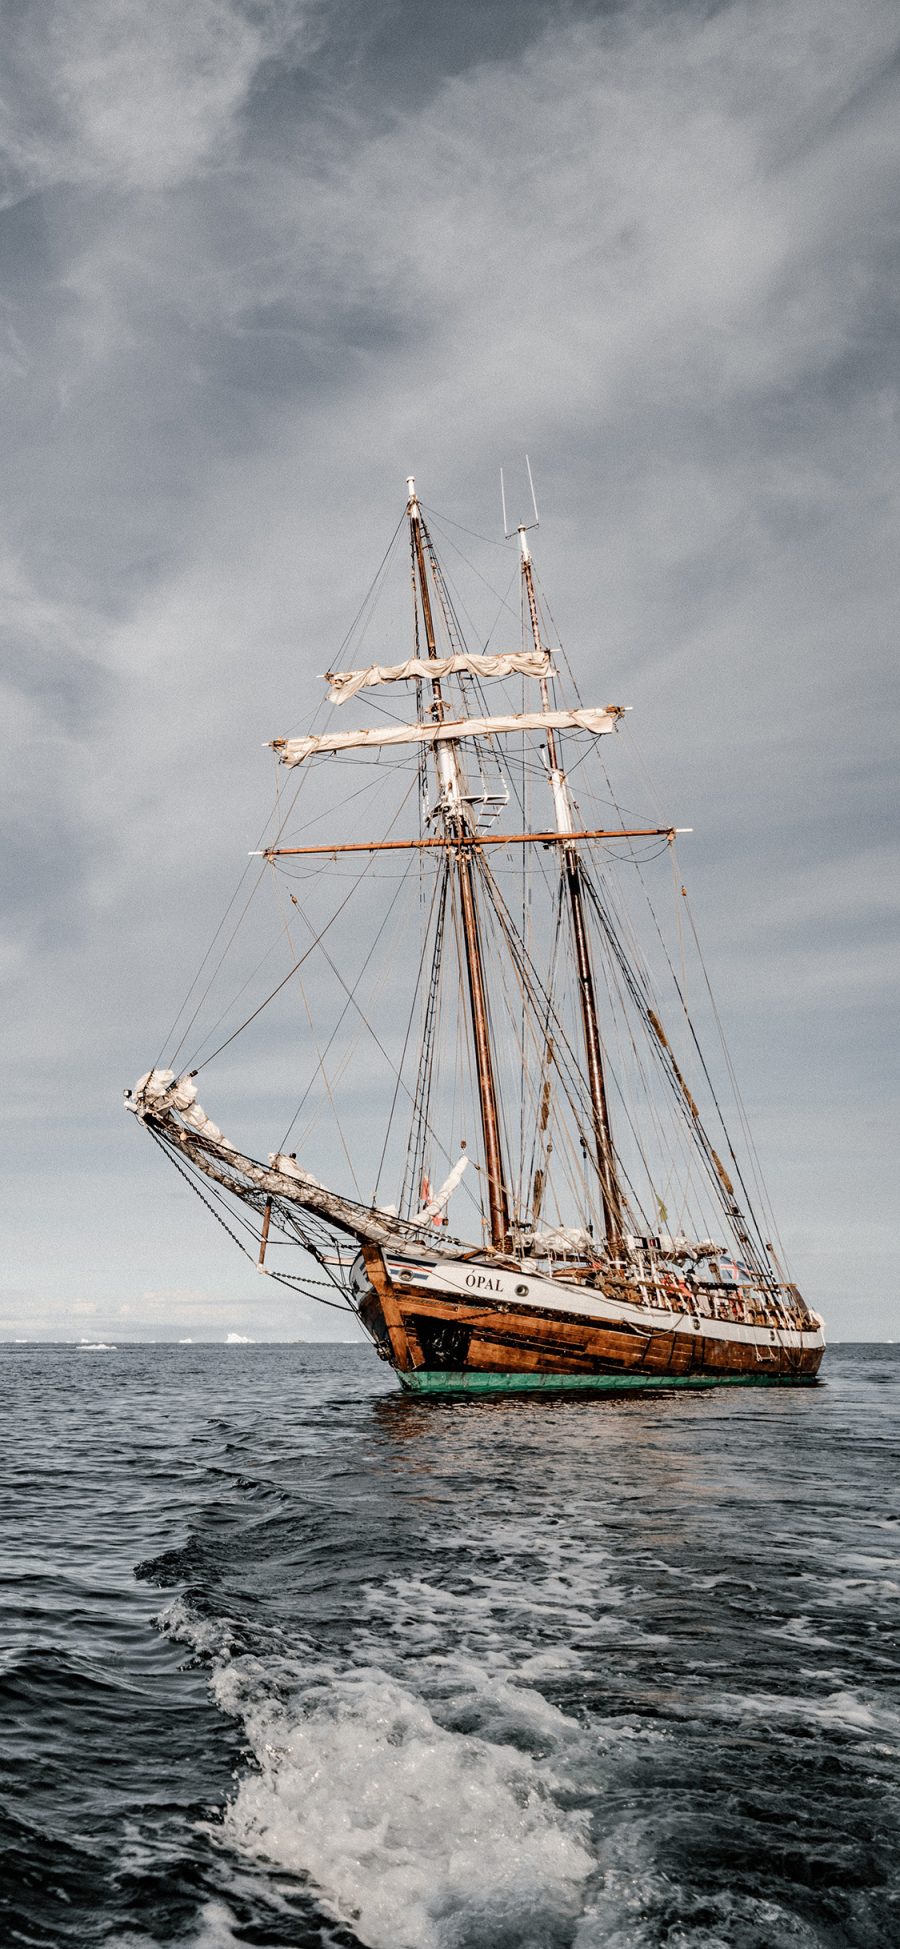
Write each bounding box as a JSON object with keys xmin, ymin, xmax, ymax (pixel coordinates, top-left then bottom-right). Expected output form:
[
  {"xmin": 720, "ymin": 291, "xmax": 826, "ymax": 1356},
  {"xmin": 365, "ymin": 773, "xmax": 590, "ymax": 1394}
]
[
  {"xmin": 407, "ymin": 479, "xmax": 511, "ymax": 1251},
  {"xmin": 518, "ymin": 524, "xmax": 625, "ymax": 1257}
]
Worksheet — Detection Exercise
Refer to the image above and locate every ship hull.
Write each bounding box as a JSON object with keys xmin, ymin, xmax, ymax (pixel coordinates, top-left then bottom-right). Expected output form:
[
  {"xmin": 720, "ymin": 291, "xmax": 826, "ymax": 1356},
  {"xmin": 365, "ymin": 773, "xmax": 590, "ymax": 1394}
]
[
  {"xmin": 351, "ymin": 1244, "xmax": 826, "ymax": 1394},
  {"xmin": 398, "ymin": 1368, "xmax": 821, "ymax": 1396}
]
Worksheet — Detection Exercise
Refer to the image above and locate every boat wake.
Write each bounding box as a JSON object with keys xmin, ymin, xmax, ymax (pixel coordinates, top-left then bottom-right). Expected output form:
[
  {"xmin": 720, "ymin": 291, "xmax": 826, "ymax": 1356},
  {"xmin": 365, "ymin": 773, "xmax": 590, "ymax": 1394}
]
[
  {"xmin": 156, "ymin": 1535, "xmax": 889, "ymax": 1949},
  {"xmin": 161, "ymin": 1595, "xmax": 594, "ymax": 1949}
]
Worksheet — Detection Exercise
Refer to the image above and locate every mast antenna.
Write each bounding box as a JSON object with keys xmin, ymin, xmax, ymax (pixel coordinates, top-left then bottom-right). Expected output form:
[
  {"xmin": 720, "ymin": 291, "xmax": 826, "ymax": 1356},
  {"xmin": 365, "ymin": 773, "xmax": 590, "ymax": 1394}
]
[{"xmin": 501, "ymin": 455, "xmax": 540, "ymax": 540}]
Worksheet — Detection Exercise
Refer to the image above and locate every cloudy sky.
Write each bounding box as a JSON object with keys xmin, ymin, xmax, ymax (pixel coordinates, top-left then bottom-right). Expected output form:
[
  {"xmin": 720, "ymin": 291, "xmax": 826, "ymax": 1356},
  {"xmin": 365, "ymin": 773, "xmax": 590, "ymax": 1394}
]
[{"xmin": 2, "ymin": 0, "xmax": 898, "ymax": 1342}]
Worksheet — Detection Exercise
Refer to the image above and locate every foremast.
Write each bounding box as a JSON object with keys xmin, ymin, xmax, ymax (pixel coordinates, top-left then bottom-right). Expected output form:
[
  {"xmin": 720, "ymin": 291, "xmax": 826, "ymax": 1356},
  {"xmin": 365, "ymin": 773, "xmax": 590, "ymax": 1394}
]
[
  {"xmin": 517, "ymin": 524, "xmax": 625, "ymax": 1258},
  {"xmin": 407, "ymin": 479, "xmax": 511, "ymax": 1251}
]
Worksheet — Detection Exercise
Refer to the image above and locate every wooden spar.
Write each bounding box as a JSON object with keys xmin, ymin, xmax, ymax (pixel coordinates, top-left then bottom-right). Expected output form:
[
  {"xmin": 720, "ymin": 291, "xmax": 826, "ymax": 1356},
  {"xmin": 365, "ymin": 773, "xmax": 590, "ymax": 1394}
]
[
  {"xmin": 519, "ymin": 529, "xmax": 625, "ymax": 1255},
  {"xmin": 257, "ymin": 1196, "xmax": 272, "ymax": 1268},
  {"xmin": 262, "ymin": 827, "xmax": 681, "ymax": 858},
  {"xmin": 409, "ymin": 482, "xmax": 511, "ymax": 1252}
]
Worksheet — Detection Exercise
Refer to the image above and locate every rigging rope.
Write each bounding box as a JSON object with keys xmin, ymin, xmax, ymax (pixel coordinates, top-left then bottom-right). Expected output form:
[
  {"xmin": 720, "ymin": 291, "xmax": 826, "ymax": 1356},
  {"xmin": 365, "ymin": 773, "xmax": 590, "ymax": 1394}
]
[
  {"xmin": 187, "ymin": 866, "xmax": 376, "ymax": 1072},
  {"xmin": 146, "ymin": 1127, "xmax": 357, "ymax": 1314}
]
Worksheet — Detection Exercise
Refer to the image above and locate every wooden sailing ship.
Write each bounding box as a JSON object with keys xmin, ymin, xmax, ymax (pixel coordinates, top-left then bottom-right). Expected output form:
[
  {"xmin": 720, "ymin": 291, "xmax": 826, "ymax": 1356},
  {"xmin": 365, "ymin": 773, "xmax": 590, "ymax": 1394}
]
[{"xmin": 127, "ymin": 476, "xmax": 825, "ymax": 1393}]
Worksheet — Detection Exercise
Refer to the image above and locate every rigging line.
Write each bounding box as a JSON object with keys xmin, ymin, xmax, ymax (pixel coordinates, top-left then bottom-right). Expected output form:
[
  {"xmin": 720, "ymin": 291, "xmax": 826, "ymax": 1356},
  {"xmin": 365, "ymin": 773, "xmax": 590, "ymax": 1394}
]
[
  {"xmin": 533, "ymin": 578, "xmax": 585, "ymax": 710},
  {"xmin": 262, "ymin": 1268, "xmax": 356, "ymax": 1313},
  {"xmin": 294, "ymin": 885, "xmax": 415, "ymax": 1162},
  {"xmin": 423, "ymin": 514, "xmax": 522, "ymax": 624},
  {"xmin": 189, "ymin": 867, "xmax": 375, "ymax": 1073},
  {"xmin": 443, "ymin": 872, "xmax": 486, "ymax": 1230},
  {"xmin": 612, "ymin": 841, "xmax": 774, "ymax": 1258},
  {"xmin": 425, "ymin": 529, "xmax": 519, "ymax": 659},
  {"xmin": 279, "ymin": 864, "xmax": 418, "ymax": 1148},
  {"xmin": 408, "ymin": 869, "xmax": 482, "ymax": 1231},
  {"xmin": 193, "ymin": 769, "xmax": 418, "ymax": 1075},
  {"xmin": 481, "ymin": 873, "xmax": 596, "ymax": 1155},
  {"xmin": 157, "ymin": 825, "xmax": 273, "ymax": 1070},
  {"xmin": 523, "ymin": 887, "xmax": 565, "ymax": 1221},
  {"xmin": 276, "ymin": 772, "xmax": 422, "ymax": 1143},
  {"xmin": 331, "ymin": 510, "xmax": 408, "ymax": 667},
  {"xmin": 668, "ymin": 850, "xmax": 780, "ymax": 1250},
  {"xmin": 286, "ymin": 860, "xmax": 462, "ymax": 1175},
  {"xmin": 400, "ymin": 867, "xmax": 449, "ymax": 1217},
  {"xmin": 579, "ymin": 868, "xmax": 771, "ymax": 1273},
  {"xmin": 184, "ymin": 866, "xmax": 314, "ymax": 1071},
  {"xmin": 679, "ymin": 876, "xmax": 788, "ymax": 1265},
  {"xmin": 266, "ymin": 749, "xmax": 319, "ymax": 853},
  {"xmin": 271, "ymin": 875, "xmax": 363, "ymax": 1195},
  {"xmin": 277, "ymin": 767, "xmax": 406, "ymax": 841},
  {"xmin": 629, "ymin": 836, "xmax": 747, "ymax": 1196},
  {"xmin": 403, "ymin": 862, "xmax": 462, "ymax": 1220},
  {"xmin": 167, "ymin": 861, "xmax": 273, "ymax": 1072},
  {"xmin": 145, "ymin": 1127, "xmax": 352, "ymax": 1312},
  {"xmin": 473, "ymin": 854, "xmax": 599, "ymax": 1171},
  {"xmin": 478, "ymin": 864, "xmax": 576, "ymax": 1225},
  {"xmin": 599, "ymin": 936, "xmax": 678, "ymax": 1229},
  {"xmin": 262, "ymin": 1204, "xmax": 358, "ymax": 1304},
  {"xmin": 382, "ymin": 858, "xmax": 449, "ymax": 1207},
  {"xmin": 419, "ymin": 503, "xmax": 509, "ymax": 549},
  {"xmin": 422, "ymin": 524, "xmax": 473, "ymax": 661},
  {"xmin": 163, "ymin": 760, "xmax": 312, "ymax": 1071}
]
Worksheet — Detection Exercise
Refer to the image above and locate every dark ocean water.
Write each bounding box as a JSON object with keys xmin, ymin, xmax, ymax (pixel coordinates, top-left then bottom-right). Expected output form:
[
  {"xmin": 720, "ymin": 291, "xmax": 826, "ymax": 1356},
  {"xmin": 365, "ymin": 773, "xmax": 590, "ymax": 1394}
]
[{"xmin": 1, "ymin": 1344, "xmax": 897, "ymax": 1949}]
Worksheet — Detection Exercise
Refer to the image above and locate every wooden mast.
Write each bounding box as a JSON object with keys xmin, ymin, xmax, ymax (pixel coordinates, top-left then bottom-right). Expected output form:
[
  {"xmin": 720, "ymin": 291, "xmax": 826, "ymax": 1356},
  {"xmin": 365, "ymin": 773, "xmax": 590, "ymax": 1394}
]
[
  {"xmin": 407, "ymin": 480, "xmax": 511, "ymax": 1250},
  {"xmin": 518, "ymin": 525, "xmax": 625, "ymax": 1257}
]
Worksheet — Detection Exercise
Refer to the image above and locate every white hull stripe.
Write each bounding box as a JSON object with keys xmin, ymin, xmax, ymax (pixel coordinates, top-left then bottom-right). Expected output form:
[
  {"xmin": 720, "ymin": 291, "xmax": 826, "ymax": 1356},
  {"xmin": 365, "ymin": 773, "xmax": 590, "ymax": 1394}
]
[{"xmin": 382, "ymin": 1256, "xmax": 825, "ymax": 1353}]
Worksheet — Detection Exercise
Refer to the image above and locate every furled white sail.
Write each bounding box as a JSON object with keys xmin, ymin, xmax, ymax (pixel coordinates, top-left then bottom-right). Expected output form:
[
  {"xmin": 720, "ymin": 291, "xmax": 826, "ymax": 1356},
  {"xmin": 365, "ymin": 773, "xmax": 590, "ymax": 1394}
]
[
  {"xmin": 527, "ymin": 1226, "xmax": 598, "ymax": 1256},
  {"xmin": 273, "ymin": 706, "xmax": 623, "ymax": 768},
  {"xmin": 325, "ymin": 651, "xmax": 552, "ymax": 704},
  {"xmin": 129, "ymin": 1075, "xmax": 416, "ymax": 1246},
  {"xmin": 132, "ymin": 1069, "xmax": 236, "ymax": 1149},
  {"xmin": 411, "ymin": 1153, "xmax": 469, "ymax": 1226}
]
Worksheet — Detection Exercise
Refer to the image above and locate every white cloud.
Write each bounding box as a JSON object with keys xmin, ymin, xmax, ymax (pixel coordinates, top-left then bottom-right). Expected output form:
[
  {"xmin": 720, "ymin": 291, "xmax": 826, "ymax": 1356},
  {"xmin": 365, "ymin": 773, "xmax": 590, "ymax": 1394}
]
[{"xmin": 1, "ymin": 0, "xmax": 315, "ymax": 195}]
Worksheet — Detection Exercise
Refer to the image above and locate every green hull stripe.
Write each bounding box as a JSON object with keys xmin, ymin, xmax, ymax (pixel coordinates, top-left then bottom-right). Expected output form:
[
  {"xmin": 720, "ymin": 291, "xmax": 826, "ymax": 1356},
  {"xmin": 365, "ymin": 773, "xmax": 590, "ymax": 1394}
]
[{"xmin": 397, "ymin": 1367, "xmax": 820, "ymax": 1397}]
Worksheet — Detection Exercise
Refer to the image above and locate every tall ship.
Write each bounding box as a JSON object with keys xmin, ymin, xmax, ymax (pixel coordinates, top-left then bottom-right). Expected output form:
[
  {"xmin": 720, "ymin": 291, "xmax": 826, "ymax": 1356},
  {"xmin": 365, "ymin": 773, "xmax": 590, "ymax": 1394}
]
[{"xmin": 127, "ymin": 476, "xmax": 825, "ymax": 1393}]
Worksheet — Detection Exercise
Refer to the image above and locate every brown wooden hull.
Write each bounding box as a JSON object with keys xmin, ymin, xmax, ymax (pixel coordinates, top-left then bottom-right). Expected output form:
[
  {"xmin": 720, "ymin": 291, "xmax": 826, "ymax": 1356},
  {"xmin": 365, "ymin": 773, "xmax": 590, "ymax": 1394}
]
[{"xmin": 354, "ymin": 1245, "xmax": 825, "ymax": 1393}]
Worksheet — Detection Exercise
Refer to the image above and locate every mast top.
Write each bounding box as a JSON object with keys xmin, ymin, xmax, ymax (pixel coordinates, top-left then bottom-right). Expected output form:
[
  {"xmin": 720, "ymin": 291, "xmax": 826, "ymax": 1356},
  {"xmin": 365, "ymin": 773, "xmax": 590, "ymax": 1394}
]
[{"xmin": 406, "ymin": 476, "xmax": 417, "ymax": 508}]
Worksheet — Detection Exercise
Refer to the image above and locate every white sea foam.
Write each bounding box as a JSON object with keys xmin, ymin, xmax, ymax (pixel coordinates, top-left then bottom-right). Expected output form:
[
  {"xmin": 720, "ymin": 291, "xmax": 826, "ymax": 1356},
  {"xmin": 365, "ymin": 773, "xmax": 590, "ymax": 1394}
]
[
  {"xmin": 696, "ymin": 1684, "xmax": 900, "ymax": 1742},
  {"xmin": 161, "ymin": 1599, "xmax": 594, "ymax": 1949},
  {"xmin": 574, "ymin": 1874, "xmax": 825, "ymax": 1948}
]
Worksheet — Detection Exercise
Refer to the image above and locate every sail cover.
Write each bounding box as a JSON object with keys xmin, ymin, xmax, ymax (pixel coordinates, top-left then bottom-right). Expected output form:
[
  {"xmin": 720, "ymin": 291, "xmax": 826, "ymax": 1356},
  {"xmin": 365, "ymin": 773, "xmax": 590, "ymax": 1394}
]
[
  {"xmin": 273, "ymin": 706, "xmax": 623, "ymax": 767},
  {"xmin": 325, "ymin": 651, "xmax": 552, "ymax": 704}
]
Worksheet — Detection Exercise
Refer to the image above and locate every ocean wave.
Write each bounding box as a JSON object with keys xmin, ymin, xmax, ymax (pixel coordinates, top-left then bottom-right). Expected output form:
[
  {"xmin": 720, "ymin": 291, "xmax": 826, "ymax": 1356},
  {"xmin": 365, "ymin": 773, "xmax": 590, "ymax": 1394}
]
[{"xmin": 161, "ymin": 1597, "xmax": 594, "ymax": 1949}]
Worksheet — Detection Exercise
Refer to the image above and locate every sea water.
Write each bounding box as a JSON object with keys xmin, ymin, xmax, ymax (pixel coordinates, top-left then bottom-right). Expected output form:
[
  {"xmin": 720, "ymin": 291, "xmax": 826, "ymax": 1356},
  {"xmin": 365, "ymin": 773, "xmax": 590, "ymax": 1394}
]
[{"xmin": 0, "ymin": 1343, "xmax": 897, "ymax": 1948}]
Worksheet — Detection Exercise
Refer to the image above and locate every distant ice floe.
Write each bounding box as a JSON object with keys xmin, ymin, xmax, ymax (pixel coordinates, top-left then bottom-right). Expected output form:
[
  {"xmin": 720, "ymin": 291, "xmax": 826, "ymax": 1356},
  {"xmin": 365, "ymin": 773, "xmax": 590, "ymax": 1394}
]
[
  {"xmin": 77, "ymin": 1340, "xmax": 116, "ymax": 1350},
  {"xmin": 225, "ymin": 1333, "xmax": 255, "ymax": 1345}
]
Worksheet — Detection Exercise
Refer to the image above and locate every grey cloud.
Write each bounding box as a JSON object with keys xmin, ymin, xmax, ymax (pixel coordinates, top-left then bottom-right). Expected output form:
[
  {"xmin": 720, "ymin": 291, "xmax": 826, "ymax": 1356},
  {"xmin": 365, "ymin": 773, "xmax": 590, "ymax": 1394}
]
[{"xmin": 1, "ymin": 0, "xmax": 898, "ymax": 1340}]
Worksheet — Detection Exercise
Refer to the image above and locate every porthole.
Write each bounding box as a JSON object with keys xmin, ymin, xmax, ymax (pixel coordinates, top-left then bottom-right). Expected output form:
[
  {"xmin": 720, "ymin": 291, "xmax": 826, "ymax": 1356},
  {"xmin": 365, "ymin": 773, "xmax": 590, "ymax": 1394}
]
[
  {"xmin": 691, "ymin": 1317, "xmax": 701, "ymax": 1331},
  {"xmin": 515, "ymin": 1283, "xmax": 529, "ymax": 1298}
]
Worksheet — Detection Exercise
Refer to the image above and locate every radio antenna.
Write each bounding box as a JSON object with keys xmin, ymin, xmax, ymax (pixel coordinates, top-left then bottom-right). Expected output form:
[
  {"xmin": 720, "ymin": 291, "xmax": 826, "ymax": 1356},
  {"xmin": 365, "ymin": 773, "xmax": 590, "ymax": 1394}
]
[
  {"xmin": 525, "ymin": 452, "xmax": 539, "ymax": 526},
  {"xmin": 501, "ymin": 454, "xmax": 541, "ymax": 540}
]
